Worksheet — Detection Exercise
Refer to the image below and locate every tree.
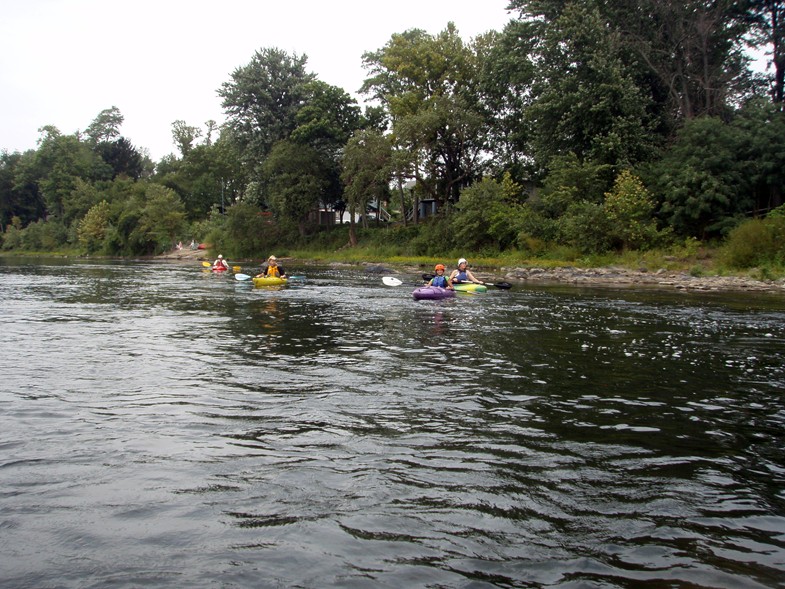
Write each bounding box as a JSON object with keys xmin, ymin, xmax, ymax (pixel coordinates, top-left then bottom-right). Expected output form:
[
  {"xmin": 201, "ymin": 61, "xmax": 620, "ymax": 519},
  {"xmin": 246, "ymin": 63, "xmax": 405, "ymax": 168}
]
[
  {"xmin": 478, "ymin": 26, "xmax": 537, "ymax": 180},
  {"xmin": 77, "ymin": 200, "xmax": 111, "ymax": 252},
  {"xmin": 262, "ymin": 140, "xmax": 327, "ymax": 237},
  {"xmin": 291, "ymin": 80, "xmax": 362, "ymax": 149},
  {"xmin": 291, "ymin": 80, "xmax": 364, "ymax": 212},
  {"xmin": 449, "ymin": 175, "xmax": 523, "ymax": 250},
  {"xmin": 730, "ymin": 99, "xmax": 785, "ymax": 212},
  {"xmin": 361, "ymin": 23, "xmax": 490, "ymax": 207},
  {"xmin": 341, "ymin": 130, "xmax": 392, "ymax": 246},
  {"xmin": 85, "ymin": 106, "xmax": 123, "ymax": 144},
  {"xmin": 0, "ymin": 150, "xmax": 46, "ymax": 231},
  {"xmin": 509, "ymin": 0, "xmax": 755, "ymax": 123},
  {"xmin": 603, "ymin": 170, "xmax": 660, "ymax": 250},
  {"xmin": 647, "ymin": 116, "xmax": 752, "ymax": 238},
  {"xmin": 749, "ymin": 0, "xmax": 785, "ymax": 108},
  {"xmin": 33, "ymin": 126, "xmax": 95, "ymax": 220},
  {"xmin": 508, "ymin": 2, "xmax": 657, "ymax": 171},
  {"xmin": 132, "ymin": 184, "xmax": 186, "ymax": 254},
  {"xmin": 219, "ymin": 48, "xmax": 315, "ymax": 162},
  {"xmin": 171, "ymin": 120, "xmax": 202, "ymax": 157},
  {"xmin": 95, "ymin": 137, "xmax": 143, "ymax": 180}
]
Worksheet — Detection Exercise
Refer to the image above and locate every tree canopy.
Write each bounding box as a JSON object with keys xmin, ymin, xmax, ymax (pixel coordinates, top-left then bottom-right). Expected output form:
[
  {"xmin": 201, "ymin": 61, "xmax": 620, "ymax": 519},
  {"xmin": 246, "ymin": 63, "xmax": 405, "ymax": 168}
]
[{"xmin": 2, "ymin": 3, "xmax": 784, "ymax": 264}]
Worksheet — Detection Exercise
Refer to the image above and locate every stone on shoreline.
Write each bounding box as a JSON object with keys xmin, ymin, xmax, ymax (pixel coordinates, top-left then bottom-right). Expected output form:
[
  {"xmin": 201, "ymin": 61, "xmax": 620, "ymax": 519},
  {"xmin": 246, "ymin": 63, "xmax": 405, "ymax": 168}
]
[{"xmin": 502, "ymin": 266, "xmax": 785, "ymax": 293}]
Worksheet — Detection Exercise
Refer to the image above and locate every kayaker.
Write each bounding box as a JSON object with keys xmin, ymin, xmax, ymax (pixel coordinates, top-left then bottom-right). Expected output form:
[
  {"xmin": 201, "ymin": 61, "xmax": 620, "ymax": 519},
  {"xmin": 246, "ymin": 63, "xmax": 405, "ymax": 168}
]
[
  {"xmin": 212, "ymin": 254, "xmax": 229, "ymax": 270},
  {"xmin": 448, "ymin": 258, "xmax": 483, "ymax": 286},
  {"xmin": 257, "ymin": 255, "xmax": 287, "ymax": 279},
  {"xmin": 425, "ymin": 264, "xmax": 452, "ymax": 289}
]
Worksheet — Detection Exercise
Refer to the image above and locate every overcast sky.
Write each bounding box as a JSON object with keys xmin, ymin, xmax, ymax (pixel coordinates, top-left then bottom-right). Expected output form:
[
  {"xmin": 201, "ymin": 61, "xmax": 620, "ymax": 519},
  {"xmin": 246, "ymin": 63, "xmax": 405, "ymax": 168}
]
[{"xmin": 0, "ymin": 0, "xmax": 513, "ymax": 161}]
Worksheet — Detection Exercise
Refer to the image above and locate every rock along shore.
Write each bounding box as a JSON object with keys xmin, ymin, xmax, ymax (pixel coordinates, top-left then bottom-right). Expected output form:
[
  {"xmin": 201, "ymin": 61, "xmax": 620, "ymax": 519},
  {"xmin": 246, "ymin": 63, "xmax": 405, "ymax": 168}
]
[
  {"xmin": 501, "ymin": 266, "xmax": 785, "ymax": 293},
  {"xmin": 152, "ymin": 248, "xmax": 784, "ymax": 294}
]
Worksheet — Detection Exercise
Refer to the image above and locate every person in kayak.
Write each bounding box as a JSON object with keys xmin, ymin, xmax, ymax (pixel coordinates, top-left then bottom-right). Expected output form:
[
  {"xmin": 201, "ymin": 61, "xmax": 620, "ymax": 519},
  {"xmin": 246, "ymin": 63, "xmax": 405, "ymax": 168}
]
[
  {"xmin": 257, "ymin": 255, "xmax": 287, "ymax": 279},
  {"xmin": 425, "ymin": 264, "xmax": 452, "ymax": 289},
  {"xmin": 448, "ymin": 258, "xmax": 483, "ymax": 286},
  {"xmin": 212, "ymin": 254, "xmax": 229, "ymax": 270}
]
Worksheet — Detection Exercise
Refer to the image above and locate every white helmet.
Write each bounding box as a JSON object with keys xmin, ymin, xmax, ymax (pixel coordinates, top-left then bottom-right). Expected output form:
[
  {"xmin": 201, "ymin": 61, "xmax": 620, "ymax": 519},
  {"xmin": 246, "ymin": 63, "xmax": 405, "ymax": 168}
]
[
  {"xmin": 458, "ymin": 258, "xmax": 467, "ymax": 265},
  {"xmin": 218, "ymin": 254, "xmax": 223, "ymax": 259}
]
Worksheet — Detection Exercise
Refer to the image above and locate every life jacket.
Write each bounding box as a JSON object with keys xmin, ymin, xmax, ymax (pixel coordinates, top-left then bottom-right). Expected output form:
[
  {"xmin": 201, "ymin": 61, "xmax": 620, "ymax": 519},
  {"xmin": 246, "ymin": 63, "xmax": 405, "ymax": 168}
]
[
  {"xmin": 431, "ymin": 275, "xmax": 448, "ymax": 288},
  {"xmin": 453, "ymin": 269, "xmax": 468, "ymax": 282},
  {"xmin": 266, "ymin": 264, "xmax": 281, "ymax": 277}
]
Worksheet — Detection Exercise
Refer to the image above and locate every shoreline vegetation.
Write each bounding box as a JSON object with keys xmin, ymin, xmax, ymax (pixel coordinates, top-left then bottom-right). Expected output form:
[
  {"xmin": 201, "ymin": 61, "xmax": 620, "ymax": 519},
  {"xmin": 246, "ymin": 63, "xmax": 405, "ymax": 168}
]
[
  {"xmin": 143, "ymin": 247, "xmax": 784, "ymax": 294},
  {"xmin": 3, "ymin": 246, "xmax": 784, "ymax": 293}
]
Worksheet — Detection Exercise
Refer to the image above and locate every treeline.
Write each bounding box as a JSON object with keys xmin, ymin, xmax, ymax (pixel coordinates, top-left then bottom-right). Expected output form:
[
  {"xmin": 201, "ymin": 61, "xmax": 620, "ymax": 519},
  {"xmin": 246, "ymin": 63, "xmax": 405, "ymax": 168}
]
[{"xmin": 2, "ymin": 0, "xmax": 785, "ymax": 269}]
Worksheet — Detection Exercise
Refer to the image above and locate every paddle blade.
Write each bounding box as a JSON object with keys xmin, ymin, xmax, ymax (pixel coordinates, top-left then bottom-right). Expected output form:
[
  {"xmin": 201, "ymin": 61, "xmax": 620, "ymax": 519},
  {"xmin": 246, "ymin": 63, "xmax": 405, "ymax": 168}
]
[
  {"xmin": 491, "ymin": 282, "xmax": 512, "ymax": 289},
  {"xmin": 202, "ymin": 261, "xmax": 212, "ymax": 267},
  {"xmin": 232, "ymin": 266, "xmax": 241, "ymax": 273},
  {"xmin": 234, "ymin": 273, "xmax": 252, "ymax": 281},
  {"xmin": 382, "ymin": 276, "xmax": 403, "ymax": 286}
]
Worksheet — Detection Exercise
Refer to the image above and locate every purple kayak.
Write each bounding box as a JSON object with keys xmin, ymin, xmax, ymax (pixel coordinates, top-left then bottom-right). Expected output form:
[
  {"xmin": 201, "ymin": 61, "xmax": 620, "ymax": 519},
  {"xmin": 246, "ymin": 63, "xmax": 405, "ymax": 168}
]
[{"xmin": 412, "ymin": 286, "xmax": 456, "ymax": 300}]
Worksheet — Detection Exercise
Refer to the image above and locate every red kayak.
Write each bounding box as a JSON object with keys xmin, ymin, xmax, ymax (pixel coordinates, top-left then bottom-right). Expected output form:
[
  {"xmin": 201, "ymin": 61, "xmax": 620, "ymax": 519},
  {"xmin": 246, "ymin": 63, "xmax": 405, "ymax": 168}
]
[{"xmin": 211, "ymin": 266, "xmax": 228, "ymax": 273}]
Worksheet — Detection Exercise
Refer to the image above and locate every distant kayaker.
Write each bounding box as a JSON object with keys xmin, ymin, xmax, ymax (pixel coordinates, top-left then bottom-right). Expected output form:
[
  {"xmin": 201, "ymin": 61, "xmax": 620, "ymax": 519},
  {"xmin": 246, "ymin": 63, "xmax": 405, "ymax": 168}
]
[
  {"xmin": 212, "ymin": 254, "xmax": 229, "ymax": 270},
  {"xmin": 448, "ymin": 258, "xmax": 483, "ymax": 286},
  {"xmin": 257, "ymin": 255, "xmax": 287, "ymax": 279},
  {"xmin": 425, "ymin": 264, "xmax": 452, "ymax": 289}
]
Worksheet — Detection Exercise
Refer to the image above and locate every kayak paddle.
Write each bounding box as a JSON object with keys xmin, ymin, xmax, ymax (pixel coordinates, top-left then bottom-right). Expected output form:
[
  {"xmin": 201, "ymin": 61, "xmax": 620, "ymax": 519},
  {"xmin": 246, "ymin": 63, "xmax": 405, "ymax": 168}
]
[{"xmin": 202, "ymin": 261, "xmax": 241, "ymax": 272}]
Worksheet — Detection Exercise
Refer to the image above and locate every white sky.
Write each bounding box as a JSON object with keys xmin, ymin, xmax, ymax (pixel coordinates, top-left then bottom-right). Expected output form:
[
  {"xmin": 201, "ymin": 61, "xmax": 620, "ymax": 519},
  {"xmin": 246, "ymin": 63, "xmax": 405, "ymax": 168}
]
[{"xmin": 0, "ymin": 0, "xmax": 513, "ymax": 161}]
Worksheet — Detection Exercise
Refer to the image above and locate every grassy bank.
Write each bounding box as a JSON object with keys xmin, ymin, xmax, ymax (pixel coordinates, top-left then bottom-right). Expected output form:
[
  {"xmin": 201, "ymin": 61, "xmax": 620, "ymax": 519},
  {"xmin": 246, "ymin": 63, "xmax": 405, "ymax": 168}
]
[
  {"xmin": 274, "ymin": 243, "xmax": 783, "ymax": 282},
  {"xmin": 3, "ymin": 240, "xmax": 783, "ymax": 282}
]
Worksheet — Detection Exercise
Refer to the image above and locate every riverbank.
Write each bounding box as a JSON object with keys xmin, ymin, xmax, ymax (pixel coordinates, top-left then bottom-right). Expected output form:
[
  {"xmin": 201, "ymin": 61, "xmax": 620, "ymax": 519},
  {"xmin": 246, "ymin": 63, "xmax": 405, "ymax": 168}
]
[
  {"xmin": 501, "ymin": 265, "xmax": 785, "ymax": 293},
  {"xmin": 152, "ymin": 247, "xmax": 785, "ymax": 293}
]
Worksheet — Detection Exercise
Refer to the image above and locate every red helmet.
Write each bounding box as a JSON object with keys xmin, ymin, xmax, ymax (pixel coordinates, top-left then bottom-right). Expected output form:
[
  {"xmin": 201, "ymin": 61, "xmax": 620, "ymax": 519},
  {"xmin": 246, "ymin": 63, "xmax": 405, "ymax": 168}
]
[{"xmin": 434, "ymin": 264, "xmax": 446, "ymax": 271}]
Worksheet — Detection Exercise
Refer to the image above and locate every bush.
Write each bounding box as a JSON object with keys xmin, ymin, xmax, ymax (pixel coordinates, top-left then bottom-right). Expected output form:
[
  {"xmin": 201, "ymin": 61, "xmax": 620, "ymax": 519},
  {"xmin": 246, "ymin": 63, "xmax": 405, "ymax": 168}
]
[
  {"xmin": 720, "ymin": 217, "xmax": 785, "ymax": 268},
  {"xmin": 603, "ymin": 170, "xmax": 660, "ymax": 250},
  {"xmin": 450, "ymin": 178, "xmax": 521, "ymax": 250},
  {"xmin": 409, "ymin": 218, "xmax": 454, "ymax": 256},
  {"xmin": 558, "ymin": 201, "xmax": 612, "ymax": 254}
]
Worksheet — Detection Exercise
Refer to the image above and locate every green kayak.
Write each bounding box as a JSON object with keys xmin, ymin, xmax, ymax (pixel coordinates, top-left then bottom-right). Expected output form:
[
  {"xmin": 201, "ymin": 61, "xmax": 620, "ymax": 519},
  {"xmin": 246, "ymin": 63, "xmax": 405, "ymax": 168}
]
[{"xmin": 453, "ymin": 283, "xmax": 487, "ymax": 293}]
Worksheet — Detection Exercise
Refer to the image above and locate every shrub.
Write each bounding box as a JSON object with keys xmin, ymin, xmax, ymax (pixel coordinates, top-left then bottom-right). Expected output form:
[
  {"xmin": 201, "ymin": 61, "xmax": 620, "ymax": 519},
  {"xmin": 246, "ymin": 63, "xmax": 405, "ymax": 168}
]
[
  {"xmin": 720, "ymin": 217, "xmax": 785, "ymax": 268},
  {"xmin": 558, "ymin": 201, "xmax": 612, "ymax": 254},
  {"xmin": 603, "ymin": 170, "xmax": 660, "ymax": 250}
]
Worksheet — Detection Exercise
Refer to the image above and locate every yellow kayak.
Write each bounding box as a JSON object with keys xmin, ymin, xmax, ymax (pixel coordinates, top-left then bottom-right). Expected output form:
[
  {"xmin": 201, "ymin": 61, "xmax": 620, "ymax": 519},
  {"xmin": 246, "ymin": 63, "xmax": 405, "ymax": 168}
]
[{"xmin": 252, "ymin": 276, "xmax": 287, "ymax": 287}]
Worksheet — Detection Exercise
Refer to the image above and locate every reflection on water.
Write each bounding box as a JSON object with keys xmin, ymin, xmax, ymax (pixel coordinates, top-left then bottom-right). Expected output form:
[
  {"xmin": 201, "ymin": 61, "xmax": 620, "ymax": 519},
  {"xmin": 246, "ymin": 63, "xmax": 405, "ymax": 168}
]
[{"xmin": 0, "ymin": 259, "xmax": 784, "ymax": 588}]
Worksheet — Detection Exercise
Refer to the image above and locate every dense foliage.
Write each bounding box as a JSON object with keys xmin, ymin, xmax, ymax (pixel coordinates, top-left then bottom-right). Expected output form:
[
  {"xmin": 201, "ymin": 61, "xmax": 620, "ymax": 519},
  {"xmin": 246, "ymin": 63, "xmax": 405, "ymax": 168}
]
[{"xmin": 2, "ymin": 1, "xmax": 784, "ymax": 271}]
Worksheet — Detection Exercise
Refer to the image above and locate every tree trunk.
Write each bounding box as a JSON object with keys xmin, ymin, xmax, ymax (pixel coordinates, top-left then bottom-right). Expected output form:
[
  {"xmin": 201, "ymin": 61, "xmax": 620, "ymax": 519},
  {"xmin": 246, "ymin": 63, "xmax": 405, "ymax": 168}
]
[
  {"xmin": 397, "ymin": 178, "xmax": 407, "ymax": 227},
  {"xmin": 348, "ymin": 205, "xmax": 358, "ymax": 246}
]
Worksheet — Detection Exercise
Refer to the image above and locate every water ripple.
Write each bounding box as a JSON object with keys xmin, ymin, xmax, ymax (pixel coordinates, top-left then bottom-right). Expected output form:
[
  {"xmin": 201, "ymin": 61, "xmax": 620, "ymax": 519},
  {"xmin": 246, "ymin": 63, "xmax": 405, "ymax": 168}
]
[{"xmin": 0, "ymin": 261, "xmax": 784, "ymax": 587}]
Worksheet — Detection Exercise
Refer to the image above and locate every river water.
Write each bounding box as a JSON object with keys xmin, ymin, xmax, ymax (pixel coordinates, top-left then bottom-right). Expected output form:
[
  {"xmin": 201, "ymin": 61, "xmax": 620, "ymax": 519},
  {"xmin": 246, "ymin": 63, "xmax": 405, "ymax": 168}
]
[{"xmin": 1, "ymin": 259, "xmax": 784, "ymax": 588}]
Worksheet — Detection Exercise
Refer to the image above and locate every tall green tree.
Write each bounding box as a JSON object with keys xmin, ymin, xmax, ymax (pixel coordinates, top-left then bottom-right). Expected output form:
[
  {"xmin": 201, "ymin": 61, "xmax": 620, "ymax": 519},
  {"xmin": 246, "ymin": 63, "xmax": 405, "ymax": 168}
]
[
  {"xmin": 171, "ymin": 120, "xmax": 202, "ymax": 157},
  {"xmin": 262, "ymin": 140, "xmax": 327, "ymax": 237},
  {"xmin": 361, "ymin": 23, "xmax": 489, "ymax": 207},
  {"xmin": 509, "ymin": 0, "xmax": 755, "ymax": 123},
  {"xmin": 84, "ymin": 106, "xmax": 123, "ymax": 145},
  {"xmin": 501, "ymin": 1, "xmax": 657, "ymax": 173},
  {"xmin": 341, "ymin": 130, "xmax": 392, "ymax": 246},
  {"xmin": 219, "ymin": 48, "xmax": 315, "ymax": 163},
  {"xmin": 0, "ymin": 150, "xmax": 46, "ymax": 230},
  {"xmin": 132, "ymin": 184, "xmax": 187, "ymax": 254},
  {"xmin": 33, "ymin": 126, "xmax": 96, "ymax": 221},
  {"xmin": 94, "ymin": 137, "xmax": 143, "ymax": 180},
  {"xmin": 646, "ymin": 116, "xmax": 752, "ymax": 239},
  {"xmin": 291, "ymin": 80, "xmax": 364, "ymax": 211},
  {"xmin": 749, "ymin": 0, "xmax": 785, "ymax": 107}
]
